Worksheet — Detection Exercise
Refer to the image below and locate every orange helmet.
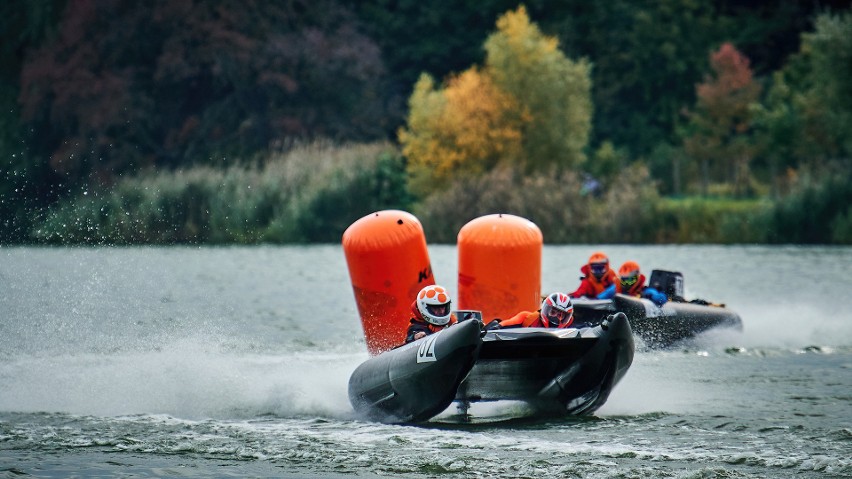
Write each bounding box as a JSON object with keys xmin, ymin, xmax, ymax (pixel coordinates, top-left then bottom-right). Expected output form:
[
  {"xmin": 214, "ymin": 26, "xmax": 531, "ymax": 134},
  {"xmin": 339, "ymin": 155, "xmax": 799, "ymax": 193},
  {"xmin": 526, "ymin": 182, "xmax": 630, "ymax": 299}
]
[
  {"xmin": 618, "ymin": 261, "xmax": 641, "ymax": 288},
  {"xmin": 588, "ymin": 251, "xmax": 609, "ymax": 264},
  {"xmin": 588, "ymin": 251, "xmax": 610, "ymax": 279}
]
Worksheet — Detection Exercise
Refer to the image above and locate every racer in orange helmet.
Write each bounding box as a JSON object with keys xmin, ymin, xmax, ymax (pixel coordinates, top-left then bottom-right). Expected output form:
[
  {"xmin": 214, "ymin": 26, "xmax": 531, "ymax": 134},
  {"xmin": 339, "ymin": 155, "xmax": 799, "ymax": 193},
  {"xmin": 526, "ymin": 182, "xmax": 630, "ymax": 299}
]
[
  {"xmin": 598, "ymin": 260, "xmax": 667, "ymax": 306},
  {"xmin": 497, "ymin": 292, "xmax": 575, "ymax": 329},
  {"xmin": 405, "ymin": 284, "xmax": 458, "ymax": 343},
  {"xmin": 569, "ymin": 251, "xmax": 618, "ymax": 298}
]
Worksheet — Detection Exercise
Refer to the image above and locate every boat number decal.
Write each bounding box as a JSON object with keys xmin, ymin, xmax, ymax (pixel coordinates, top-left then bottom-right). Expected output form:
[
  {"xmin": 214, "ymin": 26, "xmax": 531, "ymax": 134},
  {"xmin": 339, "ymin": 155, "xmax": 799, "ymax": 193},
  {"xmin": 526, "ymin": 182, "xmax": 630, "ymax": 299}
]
[{"xmin": 417, "ymin": 333, "xmax": 439, "ymax": 363}]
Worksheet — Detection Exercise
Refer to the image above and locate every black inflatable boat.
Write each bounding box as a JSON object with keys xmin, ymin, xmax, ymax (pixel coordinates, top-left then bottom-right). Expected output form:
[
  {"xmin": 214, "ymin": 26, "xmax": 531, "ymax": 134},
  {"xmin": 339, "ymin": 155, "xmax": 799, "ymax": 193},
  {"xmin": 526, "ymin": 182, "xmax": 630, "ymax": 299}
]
[
  {"xmin": 348, "ymin": 313, "xmax": 634, "ymax": 423},
  {"xmin": 572, "ymin": 270, "xmax": 743, "ymax": 348}
]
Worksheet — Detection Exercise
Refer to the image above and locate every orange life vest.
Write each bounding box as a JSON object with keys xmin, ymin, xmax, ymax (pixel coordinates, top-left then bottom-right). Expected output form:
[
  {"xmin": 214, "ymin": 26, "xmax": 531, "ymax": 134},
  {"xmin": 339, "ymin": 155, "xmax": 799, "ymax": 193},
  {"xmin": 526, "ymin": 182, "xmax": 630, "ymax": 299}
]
[
  {"xmin": 499, "ymin": 310, "xmax": 574, "ymax": 329},
  {"xmin": 616, "ymin": 273, "xmax": 647, "ymax": 297},
  {"xmin": 571, "ymin": 264, "xmax": 618, "ymax": 297}
]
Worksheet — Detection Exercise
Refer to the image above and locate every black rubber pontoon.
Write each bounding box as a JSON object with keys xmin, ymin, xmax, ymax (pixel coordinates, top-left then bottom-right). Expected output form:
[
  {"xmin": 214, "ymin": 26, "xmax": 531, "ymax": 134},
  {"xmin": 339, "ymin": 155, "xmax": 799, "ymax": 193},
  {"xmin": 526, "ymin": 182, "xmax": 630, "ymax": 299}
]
[
  {"xmin": 457, "ymin": 312, "xmax": 634, "ymax": 415},
  {"xmin": 348, "ymin": 318, "xmax": 482, "ymax": 423},
  {"xmin": 348, "ymin": 313, "xmax": 635, "ymax": 423},
  {"xmin": 573, "ymin": 294, "xmax": 743, "ymax": 348}
]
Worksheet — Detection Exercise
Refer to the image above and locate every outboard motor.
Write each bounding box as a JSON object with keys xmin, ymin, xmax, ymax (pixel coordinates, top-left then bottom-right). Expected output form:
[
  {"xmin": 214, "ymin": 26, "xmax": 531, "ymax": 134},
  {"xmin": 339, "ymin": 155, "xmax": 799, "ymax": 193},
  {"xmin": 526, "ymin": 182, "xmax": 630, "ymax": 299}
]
[{"xmin": 649, "ymin": 270, "xmax": 684, "ymax": 300}]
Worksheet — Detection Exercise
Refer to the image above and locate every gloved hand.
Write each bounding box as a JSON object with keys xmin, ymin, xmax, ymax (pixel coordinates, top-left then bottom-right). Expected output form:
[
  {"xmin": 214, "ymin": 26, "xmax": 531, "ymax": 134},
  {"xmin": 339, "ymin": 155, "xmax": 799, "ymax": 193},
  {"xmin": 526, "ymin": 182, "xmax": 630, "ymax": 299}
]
[
  {"xmin": 642, "ymin": 287, "xmax": 667, "ymax": 306},
  {"xmin": 484, "ymin": 319, "xmax": 502, "ymax": 331}
]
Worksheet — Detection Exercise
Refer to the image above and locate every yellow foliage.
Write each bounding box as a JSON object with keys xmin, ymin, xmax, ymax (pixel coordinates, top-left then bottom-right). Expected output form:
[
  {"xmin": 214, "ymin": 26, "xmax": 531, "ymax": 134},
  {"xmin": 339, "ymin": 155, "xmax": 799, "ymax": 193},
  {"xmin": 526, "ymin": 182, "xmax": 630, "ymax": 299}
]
[
  {"xmin": 399, "ymin": 69, "xmax": 526, "ymax": 188},
  {"xmin": 493, "ymin": 6, "xmax": 558, "ymax": 70},
  {"xmin": 486, "ymin": 6, "xmax": 592, "ymax": 171},
  {"xmin": 399, "ymin": 5, "xmax": 592, "ymax": 190}
]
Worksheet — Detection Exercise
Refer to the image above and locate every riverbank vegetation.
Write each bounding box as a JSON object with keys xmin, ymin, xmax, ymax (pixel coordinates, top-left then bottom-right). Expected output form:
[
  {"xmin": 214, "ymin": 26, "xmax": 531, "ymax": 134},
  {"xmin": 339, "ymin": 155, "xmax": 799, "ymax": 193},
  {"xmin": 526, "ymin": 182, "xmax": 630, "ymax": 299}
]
[{"xmin": 2, "ymin": 2, "xmax": 850, "ymax": 244}]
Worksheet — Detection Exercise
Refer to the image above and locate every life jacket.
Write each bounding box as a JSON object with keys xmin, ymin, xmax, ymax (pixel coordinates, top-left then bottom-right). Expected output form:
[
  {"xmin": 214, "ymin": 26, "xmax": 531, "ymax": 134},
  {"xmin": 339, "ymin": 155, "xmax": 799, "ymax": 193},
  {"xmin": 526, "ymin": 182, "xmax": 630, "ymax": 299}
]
[
  {"xmin": 576, "ymin": 263, "xmax": 618, "ymax": 296},
  {"xmin": 499, "ymin": 310, "xmax": 574, "ymax": 329},
  {"xmin": 616, "ymin": 273, "xmax": 647, "ymax": 297}
]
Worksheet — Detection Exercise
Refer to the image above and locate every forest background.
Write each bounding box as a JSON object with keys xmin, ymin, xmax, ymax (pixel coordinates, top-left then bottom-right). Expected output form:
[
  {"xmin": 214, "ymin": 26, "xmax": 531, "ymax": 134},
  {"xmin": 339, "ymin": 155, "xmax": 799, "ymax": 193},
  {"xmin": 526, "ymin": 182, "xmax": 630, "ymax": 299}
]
[{"xmin": 2, "ymin": 0, "xmax": 851, "ymax": 245}]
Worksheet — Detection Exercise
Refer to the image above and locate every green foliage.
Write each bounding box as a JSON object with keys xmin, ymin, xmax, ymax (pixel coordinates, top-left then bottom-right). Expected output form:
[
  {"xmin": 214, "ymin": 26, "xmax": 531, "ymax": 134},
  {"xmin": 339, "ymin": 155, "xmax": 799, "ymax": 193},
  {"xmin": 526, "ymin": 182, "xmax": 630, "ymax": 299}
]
[
  {"xmin": 588, "ymin": 142, "xmax": 627, "ymax": 185},
  {"xmin": 0, "ymin": 0, "xmax": 66, "ymax": 242},
  {"xmin": 484, "ymin": 6, "xmax": 592, "ymax": 171},
  {"xmin": 291, "ymin": 150, "xmax": 412, "ymax": 242},
  {"xmin": 17, "ymin": 1, "xmax": 387, "ymax": 188},
  {"xmin": 414, "ymin": 163, "xmax": 659, "ymax": 244},
  {"xmin": 798, "ymin": 12, "xmax": 852, "ymax": 157},
  {"xmin": 762, "ymin": 164, "xmax": 852, "ymax": 244},
  {"xmin": 549, "ymin": 0, "xmax": 718, "ymax": 157},
  {"xmin": 31, "ymin": 143, "xmax": 407, "ymax": 244},
  {"xmin": 413, "ymin": 166, "xmax": 591, "ymax": 244},
  {"xmin": 399, "ymin": 6, "xmax": 592, "ymax": 187},
  {"xmin": 589, "ymin": 163, "xmax": 662, "ymax": 243},
  {"xmin": 653, "ymin": 197, "xmax": 771, "ymax": 244}
]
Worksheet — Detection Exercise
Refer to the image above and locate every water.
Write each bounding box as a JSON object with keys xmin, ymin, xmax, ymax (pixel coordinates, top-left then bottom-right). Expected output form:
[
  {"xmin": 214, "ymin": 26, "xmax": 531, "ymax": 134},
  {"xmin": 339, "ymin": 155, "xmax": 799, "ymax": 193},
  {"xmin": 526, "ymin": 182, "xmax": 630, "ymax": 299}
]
[{"xmin": 1, "ymin": 245, "xmax": 850, "ymax": 478}]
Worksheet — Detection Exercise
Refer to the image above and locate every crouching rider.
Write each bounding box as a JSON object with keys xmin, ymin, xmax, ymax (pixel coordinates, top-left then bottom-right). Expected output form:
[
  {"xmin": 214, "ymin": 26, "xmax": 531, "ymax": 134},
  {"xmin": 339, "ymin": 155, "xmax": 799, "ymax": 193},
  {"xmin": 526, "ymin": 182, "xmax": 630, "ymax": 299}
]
[
  {"xmin": 405, "ymin": 284, "xmax": 458, "ymax": 343},
  {"xmin": 498, "ymin": 292, "xmax": 575, "ymax": 329}
]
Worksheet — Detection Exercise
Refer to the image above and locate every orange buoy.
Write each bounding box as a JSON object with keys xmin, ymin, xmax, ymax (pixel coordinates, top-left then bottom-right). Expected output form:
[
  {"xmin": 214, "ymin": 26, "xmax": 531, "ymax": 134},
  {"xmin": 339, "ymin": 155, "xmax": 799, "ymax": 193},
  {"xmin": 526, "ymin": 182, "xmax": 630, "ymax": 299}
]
[
  {"xmin": 342, "ymin": 210, "xmax": 434, "ymax": 355},
  {"xmin": 457, "ymin": 214, "xmax": 542, "ymax": 322}
]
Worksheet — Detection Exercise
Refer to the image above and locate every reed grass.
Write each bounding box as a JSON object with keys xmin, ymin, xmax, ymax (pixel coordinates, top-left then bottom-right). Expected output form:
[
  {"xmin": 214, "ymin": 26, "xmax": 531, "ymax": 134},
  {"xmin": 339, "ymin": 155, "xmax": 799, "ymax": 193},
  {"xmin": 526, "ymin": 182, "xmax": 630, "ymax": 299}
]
[{"xmin": 33, "ymin": 142, "xmax": 409, "ymax": 244}]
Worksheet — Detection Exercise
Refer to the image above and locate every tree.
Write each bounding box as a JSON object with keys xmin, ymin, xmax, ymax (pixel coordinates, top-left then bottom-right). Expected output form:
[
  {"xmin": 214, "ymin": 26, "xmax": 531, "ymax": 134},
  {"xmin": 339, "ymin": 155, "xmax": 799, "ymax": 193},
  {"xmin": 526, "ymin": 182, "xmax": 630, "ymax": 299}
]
[
  {"xmin": 750, "ymin": 72, "xmax": 801, "ymax": 198},
  {"xmin": 17, "ymin": 0, "xmax": 387, "ymax": 189},
  {"xmin": 0, "ymin": 0, "xmax": 66, "ymax": 242},
  {"xmin": 683, "ymin": 43, "xmax": 761, "ymax": 196},
  {"xmin": 398, "ymin": 6, "xmax": 591, "ymax": 189},
  {"xmin": 399, "ymin": 70, "xmax": 524, "ymax": 196},
  {"xmin": 797, "ymin": 12, "xmax": 852, "ymax": 159},
  {"xmin": 484, "ymin": 6, "xmax": 592, "ymax": 172}
]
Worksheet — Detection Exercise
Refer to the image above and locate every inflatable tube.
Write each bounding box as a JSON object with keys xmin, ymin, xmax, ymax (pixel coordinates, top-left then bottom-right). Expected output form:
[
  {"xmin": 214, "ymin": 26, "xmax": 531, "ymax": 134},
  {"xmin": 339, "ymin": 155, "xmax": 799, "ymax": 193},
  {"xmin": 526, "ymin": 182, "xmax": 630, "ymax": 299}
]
[
  {"xmin": 342, "ymin": 210, "xmax": 434, "ymax": 355},
  {"xmin": 612, "ymin": 294, "xmax": 743, "ymax": 348},
  {"xmin": 458, "ymin": 313, "xmax": 634, "ymax": 415},
  {"xmin": 348, "ymin": 319, "xmax": 483, "ymax": 423},
  {"xmin": 457, "ymin": 214, "xmax": 542, "ymax": 322}
]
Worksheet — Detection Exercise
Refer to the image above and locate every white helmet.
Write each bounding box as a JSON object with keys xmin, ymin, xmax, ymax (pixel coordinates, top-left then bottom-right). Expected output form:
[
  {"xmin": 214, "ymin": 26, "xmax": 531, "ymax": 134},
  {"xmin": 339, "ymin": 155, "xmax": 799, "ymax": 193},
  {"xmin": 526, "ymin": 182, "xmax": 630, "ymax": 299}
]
[
  {"xmin": 541, "ymin": 292, "xmax": 574, "ymax": 327},
  {"xmin": 416, "ymin": 285, "xmax": 452, "ymax": 326}
]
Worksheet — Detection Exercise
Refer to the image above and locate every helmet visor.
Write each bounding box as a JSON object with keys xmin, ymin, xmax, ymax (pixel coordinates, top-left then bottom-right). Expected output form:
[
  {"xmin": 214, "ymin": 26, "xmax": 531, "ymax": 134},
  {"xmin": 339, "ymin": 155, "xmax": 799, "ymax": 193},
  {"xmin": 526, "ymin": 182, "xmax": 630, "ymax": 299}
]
[
  {"xmin": 542, "ymin": 303, "xmax": 572, "ymax": 327},
  {"xmin": 620, "ymin": 274, "xmax": 638, "ymax": 288},
  {"xmin": 426, "ymin": 302, "xmax": 450, "ymax": 318},
  {"xmin": 590, "ymin": 262, "xmax": 607, "ymax": 276}
]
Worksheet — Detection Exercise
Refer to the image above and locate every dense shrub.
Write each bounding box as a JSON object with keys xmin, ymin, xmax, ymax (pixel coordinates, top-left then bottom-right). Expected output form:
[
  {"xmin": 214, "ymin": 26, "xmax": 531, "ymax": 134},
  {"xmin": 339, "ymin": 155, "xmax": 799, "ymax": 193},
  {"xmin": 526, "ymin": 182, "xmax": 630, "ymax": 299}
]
[
  {"xmin": 762, "ymin": 164, "xmax": 852, "ymax": 244},
  {"xmin": 32, "ymin": 142, "xmax": 408, "ymax": 244},
  {"xmin": 413, "ymin": 163, "xmax": 660, "ymax": 244},
  {"xmin": 652, "ymin": 197, "xmax": 771, "ymax": 244}
]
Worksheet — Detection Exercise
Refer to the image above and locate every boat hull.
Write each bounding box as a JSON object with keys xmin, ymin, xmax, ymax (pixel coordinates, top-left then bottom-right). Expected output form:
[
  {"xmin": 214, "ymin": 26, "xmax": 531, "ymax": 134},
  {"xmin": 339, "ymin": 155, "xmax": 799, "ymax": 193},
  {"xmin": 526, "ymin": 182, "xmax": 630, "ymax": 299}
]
[
  {"xmin": 457, "ymin": 312, "xmax": 634, "ymax": 415},
  {"xmin": 573, "ymin": 294, "xmax": 743, "ymax": 348},
  {"xmin": 348, "ymin": 314, "xmax": 635, "ymax": 423},
  {"xmin": 347, "ymin": 318, "xmax": 482, "ymax": 423}
]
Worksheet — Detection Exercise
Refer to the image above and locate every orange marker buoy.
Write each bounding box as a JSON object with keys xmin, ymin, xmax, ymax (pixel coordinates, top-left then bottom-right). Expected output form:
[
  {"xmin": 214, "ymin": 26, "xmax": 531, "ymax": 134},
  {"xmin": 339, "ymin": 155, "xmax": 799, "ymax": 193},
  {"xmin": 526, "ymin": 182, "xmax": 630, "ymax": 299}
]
[
  {"xmin": 457, "ymin": 214, "xmax": 542, "ymax": 322},
  {"xmin": 342, "ymin": 210, "xmax": 434, "ymax": 355}
]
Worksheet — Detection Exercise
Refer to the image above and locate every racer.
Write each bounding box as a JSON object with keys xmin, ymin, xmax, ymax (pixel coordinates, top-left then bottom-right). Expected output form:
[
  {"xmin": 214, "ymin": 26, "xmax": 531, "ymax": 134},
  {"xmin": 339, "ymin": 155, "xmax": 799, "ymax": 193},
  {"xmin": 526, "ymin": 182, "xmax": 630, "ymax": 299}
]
[
  {"xmin": 598, "ymin": 260, "xmax": 667, "ymax": 306},
  {"xmin": 569, "ymin": 251, "xmax": 618, "ymax": 298},
  {"xmin": 405, "ymin": 284, "xmax": 457, "ymax": 343},
  {"xmin": 497, "ymin": 292, "xmax": 575, "ymax": 329}
]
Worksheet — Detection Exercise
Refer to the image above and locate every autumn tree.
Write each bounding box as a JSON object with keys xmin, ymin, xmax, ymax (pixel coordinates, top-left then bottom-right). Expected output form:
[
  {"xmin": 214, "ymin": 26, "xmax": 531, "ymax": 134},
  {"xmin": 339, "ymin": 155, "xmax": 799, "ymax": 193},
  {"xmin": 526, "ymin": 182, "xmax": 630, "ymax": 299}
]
[
  {"xmin": 683, "ymin": 42, "xmax": 761, "ymax": 196},
  {"xmin": 399, "ymin": 70, "xmax": 525, "ymax": 196},
  {"xmin": 484, "ymin": 6, "xmax": 592, "ymax": 172},
  {"xmin": 399, "ymin": 6, "xmax": 591, "ymax": 190}
]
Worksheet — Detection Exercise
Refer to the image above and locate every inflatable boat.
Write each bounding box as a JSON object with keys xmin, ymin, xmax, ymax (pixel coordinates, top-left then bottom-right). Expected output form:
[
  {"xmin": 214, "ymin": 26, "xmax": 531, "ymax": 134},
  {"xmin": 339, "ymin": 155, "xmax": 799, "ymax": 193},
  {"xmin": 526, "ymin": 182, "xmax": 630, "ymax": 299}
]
[
  {"xmin": 348, "ymin": 312, "xmax": 634, "ymax": 424},
  {"xmin": 570, "ymin": 269, "xmax": 743, "ymax": 348},
  {"xmin": 572, "ymin": 276, "xmax": 741, "ymax": 351}
]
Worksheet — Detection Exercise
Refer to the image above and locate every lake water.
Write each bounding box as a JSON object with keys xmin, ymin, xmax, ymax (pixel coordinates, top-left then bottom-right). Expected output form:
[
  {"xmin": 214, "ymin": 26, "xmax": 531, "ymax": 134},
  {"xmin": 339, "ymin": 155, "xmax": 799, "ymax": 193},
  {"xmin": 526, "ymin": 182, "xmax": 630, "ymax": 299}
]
[{"xmin": 1, "ymin": 245, "xmax": 851, "ymax": 478}]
